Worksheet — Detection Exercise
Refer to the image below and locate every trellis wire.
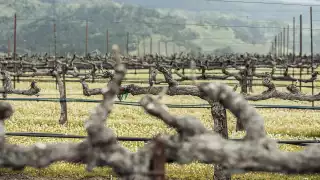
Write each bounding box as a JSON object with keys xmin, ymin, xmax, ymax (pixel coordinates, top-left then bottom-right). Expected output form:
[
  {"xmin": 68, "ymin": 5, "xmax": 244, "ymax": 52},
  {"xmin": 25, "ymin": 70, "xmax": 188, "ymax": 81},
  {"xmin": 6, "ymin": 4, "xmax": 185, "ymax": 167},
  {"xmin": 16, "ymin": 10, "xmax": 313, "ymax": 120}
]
[
  {"xmin": 1, "ymin": 97, "xmax": 320, "ymax": 110},
  {"xmin": 5, "ymin": 132, "xmax": 319, "ymax": 146}
]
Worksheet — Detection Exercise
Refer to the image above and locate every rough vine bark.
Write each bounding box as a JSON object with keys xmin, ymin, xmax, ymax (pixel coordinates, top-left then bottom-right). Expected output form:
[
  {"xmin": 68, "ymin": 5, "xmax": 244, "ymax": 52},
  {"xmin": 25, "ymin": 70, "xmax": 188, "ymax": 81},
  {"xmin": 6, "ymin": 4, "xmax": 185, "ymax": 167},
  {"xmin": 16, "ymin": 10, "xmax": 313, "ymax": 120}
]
[
  {"xmin": 2, "ymin": 48, "xmax": 320, "ymax": 180},
  {"xmin": 52, "ymin": 70, "xmax": 67, "ymax": 125},
  {"xmin": 210, "ymin": 102, "xmax": 231, "ymax": 180},
  {"xmin": 80, "ymin": 61, "xmax": 235, "ymax": 180},
  {"xmin": 222, "ymin": 65, "xmax": 248, "ymax": 94},
  {"xmin": 80, "ymin": 78, "xmax": 102, "ymax": 96},
  {"xmin": 0, "ymin": 71, "xmax": 40, "ymax": 97}
]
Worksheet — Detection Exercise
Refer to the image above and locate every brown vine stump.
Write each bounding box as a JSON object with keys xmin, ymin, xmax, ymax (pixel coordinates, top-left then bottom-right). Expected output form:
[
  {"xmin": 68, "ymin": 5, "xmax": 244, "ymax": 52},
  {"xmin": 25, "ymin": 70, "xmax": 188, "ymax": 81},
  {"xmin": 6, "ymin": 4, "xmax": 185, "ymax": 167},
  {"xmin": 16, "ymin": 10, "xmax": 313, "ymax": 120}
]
[
  {"xmin": 237, "ymin": 74, "xmax": 247, "ymax": 131},
  {"xmin": 56, "ymin": 70, "xmax": 67, "ymax": 125},
  {"xmin": 151, "ymin": 137, "xmax": 166, "ymax": 180},
  {"xmin": 211, "ymin": 102, "xmax": 231, "ymax": 180}
]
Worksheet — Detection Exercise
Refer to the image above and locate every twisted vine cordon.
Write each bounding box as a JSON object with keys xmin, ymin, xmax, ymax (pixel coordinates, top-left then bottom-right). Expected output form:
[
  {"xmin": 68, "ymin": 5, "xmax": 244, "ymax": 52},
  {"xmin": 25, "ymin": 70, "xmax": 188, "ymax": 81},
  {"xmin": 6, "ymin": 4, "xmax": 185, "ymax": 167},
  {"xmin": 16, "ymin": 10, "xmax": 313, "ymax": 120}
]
[{"xmin": 0, "ymin": 47, "xmax": 319, "ymax": 180}]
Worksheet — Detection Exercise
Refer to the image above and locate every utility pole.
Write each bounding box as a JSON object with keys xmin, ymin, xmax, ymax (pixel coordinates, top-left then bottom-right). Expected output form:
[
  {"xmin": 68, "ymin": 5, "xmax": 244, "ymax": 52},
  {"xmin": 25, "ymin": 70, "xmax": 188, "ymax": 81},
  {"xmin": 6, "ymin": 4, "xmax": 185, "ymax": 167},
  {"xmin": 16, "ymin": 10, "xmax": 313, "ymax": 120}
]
[
  {"xmin": 85, "ymin": 20, "xmax": 88, "ymax": 56},
  {"xmin": 13, "ymin": 14, "xmax": 17, "ymax": 89},
  {"xmin": 165, "ymin": 41, "xmax": 168, "ymax": 56},
  {"xmin": 299, "ymin": 14, "xmax": 302, "ymax": 57},
  {"xmin": 13, "ymin": 13, "xmax": 16, "ymax": 61},
  {"xmin": 137, "ymin": 39, "xmax": 140, "ymax": 57},
  {"xmin": 310, "ymin": 7, "xmax": 314, "ymax": 106},
  {"xmin": 277, "ymin": 33, "xmax": 281, "ymax": 57},
  {"xmin": 310, "ymin": 7, "xmax": 314, "ymax": 73},
  {"xmin": 7, "ymin": 37, "xmax": 10, "ymax": 57},
  {"xmin": 143, "ymin": 36, "xmax": 145, "ymax": 56},
  {"xmin": 280, "ymin": 32, "xmax": 282, "ymax": 56},
  {"xmin": 150, "ymin": 37, "xmax": 152, "ymax": 54},
  {"xmin": 54, "ymin": 21, "xmax": 57, "ymax": 59},
  {"xmin": 293, "ymin": 17, "xmax": 295, "ymax": 62},
  {"xmin": 52, "ymin": 0, "xmax": 57, "ymax": 59},
  {"xmin": 106, "ymin": 29, "xmax": 109, "ymax": 54},
  {"xmin": 283, "ymin": 27, "xmax": 285, "ymax": 57},
  {"xmin": 126, "ymin": 32, "xmax": 129, "ymax": 55},
  {"xmin": 277, "ymin": 34, "xmax": 279, "ymax": 56},
  {"xmin": 158, "ymin": 41, "xmax": 160, "ymax": 54},
  {"xmin": 173, "ymin": 43, "xmax": 176, "ymax": 55},
  {"xmin": 287, "ymin": 25, "xmax": 289, "ymax": 56},
  {"xmin": 274, "ymin": 36, "xmax": 277, "ymax": 57}
]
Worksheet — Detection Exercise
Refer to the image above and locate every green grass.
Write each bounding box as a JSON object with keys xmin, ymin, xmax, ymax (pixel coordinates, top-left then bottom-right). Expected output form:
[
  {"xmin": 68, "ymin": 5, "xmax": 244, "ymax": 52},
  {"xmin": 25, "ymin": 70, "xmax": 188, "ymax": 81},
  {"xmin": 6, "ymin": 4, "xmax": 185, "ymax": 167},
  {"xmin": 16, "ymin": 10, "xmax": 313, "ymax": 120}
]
[{"xmin": 1, "ymin": 69, "xmax": 320, "ymax": 179}]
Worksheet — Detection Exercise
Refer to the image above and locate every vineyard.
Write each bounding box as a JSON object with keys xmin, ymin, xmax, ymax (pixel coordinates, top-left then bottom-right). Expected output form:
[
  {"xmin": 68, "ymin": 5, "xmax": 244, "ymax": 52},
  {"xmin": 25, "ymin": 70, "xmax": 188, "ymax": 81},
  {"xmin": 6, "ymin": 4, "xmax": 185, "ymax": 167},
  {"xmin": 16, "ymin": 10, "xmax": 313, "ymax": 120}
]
[{"xmin": 0, "ymin": 43, "xmax": 318, "ymax": 180}]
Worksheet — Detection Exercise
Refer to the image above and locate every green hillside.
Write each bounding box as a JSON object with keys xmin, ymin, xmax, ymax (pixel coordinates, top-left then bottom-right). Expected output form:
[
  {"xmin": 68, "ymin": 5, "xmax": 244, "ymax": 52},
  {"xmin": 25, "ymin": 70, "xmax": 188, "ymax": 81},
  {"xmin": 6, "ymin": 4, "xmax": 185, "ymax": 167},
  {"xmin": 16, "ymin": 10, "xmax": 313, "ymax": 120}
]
[{"xmin": 0, "ymin": 0, "xmax": 285, "ymax": 55}]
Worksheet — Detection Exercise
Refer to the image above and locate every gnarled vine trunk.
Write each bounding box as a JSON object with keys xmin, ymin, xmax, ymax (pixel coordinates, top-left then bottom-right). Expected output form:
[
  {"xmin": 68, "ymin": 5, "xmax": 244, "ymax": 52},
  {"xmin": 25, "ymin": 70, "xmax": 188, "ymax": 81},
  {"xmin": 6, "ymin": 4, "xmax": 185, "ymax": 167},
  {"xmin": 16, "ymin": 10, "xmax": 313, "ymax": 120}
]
[
  {"xmin": 53, "ymin": 71, "xmax": 67, "ymax": 125},
  {"xmin": 211, "ymin": 102, "xmax": 231, "ymax": 180}
]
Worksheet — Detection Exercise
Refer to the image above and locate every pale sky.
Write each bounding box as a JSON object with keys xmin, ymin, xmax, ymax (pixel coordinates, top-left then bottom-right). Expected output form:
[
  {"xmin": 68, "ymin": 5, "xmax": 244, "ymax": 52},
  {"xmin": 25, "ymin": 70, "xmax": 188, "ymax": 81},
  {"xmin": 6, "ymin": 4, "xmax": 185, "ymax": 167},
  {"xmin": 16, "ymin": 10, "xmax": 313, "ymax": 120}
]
[{"xmin": 282, "ymin": 0, "xmax": 320, "ymax": 4}]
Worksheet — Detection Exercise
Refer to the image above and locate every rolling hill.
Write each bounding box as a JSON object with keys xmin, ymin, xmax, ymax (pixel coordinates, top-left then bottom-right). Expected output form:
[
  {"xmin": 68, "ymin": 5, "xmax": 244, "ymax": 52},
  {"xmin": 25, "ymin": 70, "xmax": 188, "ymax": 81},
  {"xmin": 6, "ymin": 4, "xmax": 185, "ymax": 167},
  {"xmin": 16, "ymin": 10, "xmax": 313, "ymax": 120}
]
[{"xmin": 0, "ymin": 0, "xmax": 292, "ymax": 55}]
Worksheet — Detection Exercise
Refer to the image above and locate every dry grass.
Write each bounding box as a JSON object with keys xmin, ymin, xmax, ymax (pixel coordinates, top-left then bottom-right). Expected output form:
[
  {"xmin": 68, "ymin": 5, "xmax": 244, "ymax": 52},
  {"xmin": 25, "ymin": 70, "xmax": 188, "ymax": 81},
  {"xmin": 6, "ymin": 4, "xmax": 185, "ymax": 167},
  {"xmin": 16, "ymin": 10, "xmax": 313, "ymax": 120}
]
[{"xmin": 0, "ymin": 69, "xmax": 319, "ymax": 179}]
